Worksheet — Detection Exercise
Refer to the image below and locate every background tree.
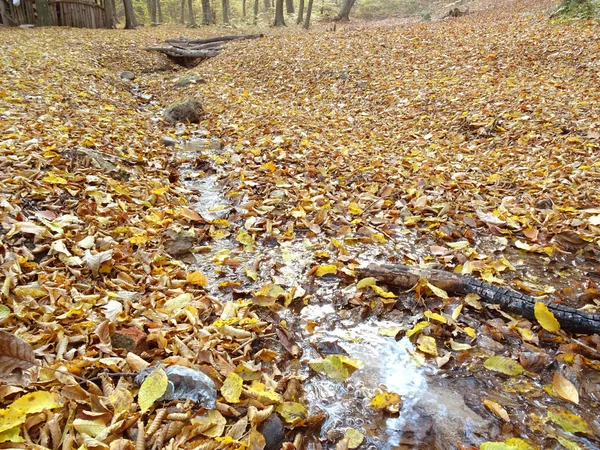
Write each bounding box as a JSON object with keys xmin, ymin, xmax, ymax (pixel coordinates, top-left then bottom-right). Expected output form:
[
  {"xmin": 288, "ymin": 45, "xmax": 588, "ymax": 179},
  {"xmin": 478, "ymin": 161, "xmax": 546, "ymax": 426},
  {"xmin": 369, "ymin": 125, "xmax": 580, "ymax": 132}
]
[
  {"xmin": 36, "ymin": 0, "xmax": 52, "ymax": 25},
  {"xmin": 123, "ymin": 0, "xmax": 137, "ymax": 28},
  {"xmin": 147, "ymin": 0, "xmax": 157, "ymax": 22},
  {"xmin": 104, "ymin": 0, "xmax": 115, "ymax": 27},
  {"xmin": 296, "ymin": 0, "xmax": 303, "ymax": 23},
  {"xmin": 273, "ymin": 0, "xmax": 284, "ymax": 25},
  {"xmin": 222, "ymin": 0, "xmax": 229, "ymax": 23},
  {"xmin": 285, "ymin": 0, "xmax": 293, "ymax": 14},
  {"xmin": 201, "ymin": 0, "xmax": 212, "ymax": 23},
  {"xmin": 253, "ymin": 0, "xmax": 258, "ymax": 24},
  {"xmin": 303, "ymin": 0, "xmax": 312, "ymax": 28},
  {"xmin": 180, "ymin": 0, "xmax": 185, "ymax": 23},
  {"xmin": 187, "ymin": 0, "xmax": 196, "ymax": 25},
  {"xmin": 334, "ymin": 0, "xmax": 355, "ymax": 20}
]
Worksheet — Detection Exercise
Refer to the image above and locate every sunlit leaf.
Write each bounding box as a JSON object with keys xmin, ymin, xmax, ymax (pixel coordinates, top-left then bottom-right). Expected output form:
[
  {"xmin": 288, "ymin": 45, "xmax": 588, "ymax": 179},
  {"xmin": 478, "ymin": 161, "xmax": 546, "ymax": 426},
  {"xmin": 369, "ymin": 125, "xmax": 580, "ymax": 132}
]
[{"xmin": 534, "ymin": 302, "xmax": 560, "ymax": 333}]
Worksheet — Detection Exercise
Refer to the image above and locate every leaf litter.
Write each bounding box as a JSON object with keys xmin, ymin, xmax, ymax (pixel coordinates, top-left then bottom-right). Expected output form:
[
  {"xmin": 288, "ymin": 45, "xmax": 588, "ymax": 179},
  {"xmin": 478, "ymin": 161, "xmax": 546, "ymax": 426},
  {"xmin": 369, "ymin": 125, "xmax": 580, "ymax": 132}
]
[{"xmin": 1, "ymin": 0, "xmax": 600, "ymax": 448}]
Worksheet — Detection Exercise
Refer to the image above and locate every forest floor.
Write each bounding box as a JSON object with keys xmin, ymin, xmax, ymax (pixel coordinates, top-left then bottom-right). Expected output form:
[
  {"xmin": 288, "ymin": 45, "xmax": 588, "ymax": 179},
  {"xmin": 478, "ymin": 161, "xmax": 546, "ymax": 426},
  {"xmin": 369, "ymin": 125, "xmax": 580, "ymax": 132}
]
[{"xmin": 1, "ymin": 0, "xmax": 600, "ymax": 449}]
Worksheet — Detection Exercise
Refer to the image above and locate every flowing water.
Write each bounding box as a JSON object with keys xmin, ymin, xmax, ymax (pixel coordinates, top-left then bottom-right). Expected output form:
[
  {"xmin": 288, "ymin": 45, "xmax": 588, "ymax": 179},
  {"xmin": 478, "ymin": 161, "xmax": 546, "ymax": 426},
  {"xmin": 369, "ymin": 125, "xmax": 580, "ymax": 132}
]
[{"xmin": 175, "ymin": 138, "xmax": 600, "ymax": 450}]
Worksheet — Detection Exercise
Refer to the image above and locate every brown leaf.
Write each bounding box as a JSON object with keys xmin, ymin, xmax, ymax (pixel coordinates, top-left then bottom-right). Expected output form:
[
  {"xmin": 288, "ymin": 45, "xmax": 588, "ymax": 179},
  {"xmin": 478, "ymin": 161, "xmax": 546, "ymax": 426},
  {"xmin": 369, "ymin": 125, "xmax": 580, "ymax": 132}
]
[
  {"xmin": 552, "ymin": 231, "xmax": 589, "ymax": 252},
  {"xmin": 0, "ymin": 331, "xmax": 36, "ymax": 379}
]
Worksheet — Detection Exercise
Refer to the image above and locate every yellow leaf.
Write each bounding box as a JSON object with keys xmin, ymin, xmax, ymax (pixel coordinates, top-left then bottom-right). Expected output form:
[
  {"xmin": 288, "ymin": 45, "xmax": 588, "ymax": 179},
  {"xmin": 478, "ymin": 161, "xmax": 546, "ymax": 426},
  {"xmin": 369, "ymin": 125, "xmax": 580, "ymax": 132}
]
[
  {"xmin": 108, "ymin": 386, "xmax": 134, "ymax": 414},
  {"xmin": 406, "ymin": 321, "xmax": 429, "ymax": 338},
  {"xmin": 483, "ymin": 356, "xmax": 525, "ymax": 376},
  {"xmin": 426, "ymin": 283, "xmax": 448, "ymax": 299},
  {"xmin": 0, "ymin": 392, "xmax": 61, "ymax": 434},
  {"xmin": 482, "ymin": 399, "xmax": 509, "ymax": 421},
  {"xmin": 73, "ymin": 418, "xmax": 106, "ymax": 438},
  {"xmin": 552, "ymin": 373, "xmax": 579, "ymax": 405},
  {"xmin": 151, "ymin": 187, "xmax": 168, "ymax": 195},
  {"xmin": 556, "ymin": 436, "xmax": 583, "ymax": 450},
  {"xmin": 247, "ymin": 430, "xmax": 266, "ymax": 450},
  {"xmin": 245, "ymin": 381, "xmax": 281, "ymax": 404},
  {"xmin": 424, "ymin": 310, "xmax": 447, "ymax": 324},
  {"xmin": 0, "ymin": 427, "xmax": 24, "ymax": 444},
  {"xmin": 236, "ymin": 228, "xmax": 254, "ymax": 249},
  {"xmin": 356, "ymin": 277, "xmax": 377, "ymax": 289},
  {"xmin": 447, "ymin": 240, "xmax": 469, "ymax": 249},
  {"xmin": 164, "ymin": 293, "xmax": 192, "ymax": 314},
  {"xmin": 138, "ymin": 367, "xmax": 168, "ymax": 413},
  {"xmin": 480, "ymin": 438, "xmax": 535, "ymax": 450},
  {"xmin": 378, "ymin": 327, "xmax": 402, "ymax": 337},
  {"xmin": 548, "ymin": 409, "xmax": 592, "ymax": 434},
  {"xmin": 221, "ymin": 372, "xmax": 243, "ymax": 403},
  {"xmin": 43, "ymin": 173, "xmax": 68, "ymax": 185},
  {"xmin": 315, "ymin": 264, "xmax": 337, "ymax": 277},
  {"xmin": 348, "ymin": 202, "xmax": 363, "ymax": 215},
  {"xmin": 417, "ymin": 335, "xmax": 438, "ymax": 356},
  {"xmin": 187, "ymin": 271, "xmax": 208, "ymax": 287},
  {"xmin": 534, "ymin": 302, "xmax": 560, "ymax": 333},
  {"xmin": 276, "ymin": 402, "xmax": 308, "ymax": 424},
  {"xmin": 449, "ymin": 339, "xmax": 472, "ymax": 351},
  {"xmin": 193, "ymin": 410, "xmax": 226, "ymax": 438},
  {"xmin": 345, "ymin": 428, "xmax": 364, "ymax": 449},
  {"xmin": 370, "ymin": 392, "xmax": 402, "ymax": 412},
  {"xmin": 370, "ymin": 284, "xmax": 397, "ymax": 298}
]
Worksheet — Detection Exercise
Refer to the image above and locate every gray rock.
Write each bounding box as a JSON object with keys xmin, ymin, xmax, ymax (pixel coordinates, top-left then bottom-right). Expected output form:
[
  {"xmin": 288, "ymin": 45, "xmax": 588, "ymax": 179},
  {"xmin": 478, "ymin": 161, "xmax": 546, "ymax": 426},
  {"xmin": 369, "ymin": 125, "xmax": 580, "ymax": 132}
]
[
  {"xmin": 164, "ymin": 99, "xmax": 203, "ymax": 124},
  {"xmin": 161, "ymin": 136, "xmax": 178, "ymax": 147},
  {"xmin": 175, "ymin": 76, "xmax": 206, "ymax": 88},
  {"xmin": 120, "ymin": 71, "xmax": 136, "ymax": 81},
  {"xmin": 163, "ymin": 228, "xmax": 196, "ymax": 257}
]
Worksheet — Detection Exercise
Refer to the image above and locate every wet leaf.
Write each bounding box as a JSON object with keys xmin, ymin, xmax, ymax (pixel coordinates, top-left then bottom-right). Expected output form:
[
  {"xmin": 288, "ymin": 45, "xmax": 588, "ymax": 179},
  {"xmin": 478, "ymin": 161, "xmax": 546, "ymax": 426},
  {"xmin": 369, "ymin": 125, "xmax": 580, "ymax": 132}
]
[
  {"xmin": 138, "ymin": 366, "xmax": 168, "ymax": 413},
  {"xmin": 370, "ymin": 392, "xmax": 401, "ymax": 412},
  {"xmin": 552, "ymin": 373, "xmax": 579, "ymax": 405},
  {"xmin": 315, "ymin": 264, "xmax": 338, "ymax": 277},
  {"xmin": 534, "ymin": 302, "xmax": 560, "ymax": 333},
  {"xmin": 426, "ymin": 283, "xmax": 449, "ymax": 299},
  {"xmin": 482, "ymin": 399, "xmax": 509, "ymax": 421},
  {"xmin": 245, "ymin": 381, "xmax": 282, "ymax": 404},
  {"xmin": 556, "ymin": 436, "xmax": 583, "ymax": 450},
  {"xmin": 417, "ymin": 335, "xmax": 438, "ymax": 356},
  {"xmin": 547, "ymin": 409, "xmax": 592, "ymax": 434},
  {"xmin": 356, "ymin": 277, "xmax": 377, "ymax": 289},
  {"xmin": 484, "ymin": 356, "xmax": 525, "ymax": 376},
  {"xmin": 187, "ymin": 271, "xmax": 209, "ymax": 287},
  {"xmin": 480, "ymin": 438, "xmax": 535, "ymax": 450},
  {"xmin": 276, "ymin": 402, "xmax": 308, "ymax": 424},
  {"xmin": 406, "ymin": 321, "xmax": 429, "ymax": 338},
  {"xmin": 344, "ymin": 428, "xmax": 364, "ymax": 449}
]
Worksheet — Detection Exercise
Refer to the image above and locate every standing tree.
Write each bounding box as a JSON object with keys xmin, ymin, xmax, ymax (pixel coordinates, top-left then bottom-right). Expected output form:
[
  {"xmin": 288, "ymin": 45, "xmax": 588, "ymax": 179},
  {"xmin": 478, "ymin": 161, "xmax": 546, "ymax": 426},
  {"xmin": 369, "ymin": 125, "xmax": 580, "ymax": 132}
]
[
  {"xmin": 296, "ymin": 0, "xmax": 303, "ymax": 23},
  {"xmin": 36, "ymin": 0, "xmax": 52, "ymax": 25},
  {"xmin": 147, "ymin": 0, "xmax": 157, "ymax": 23},
  {"xmin": 187, "ymin": 0, "xmax": 196, "ymax": 25},
  {"xmin": 123, "ymin": 0, "xmax": 137, "ymax": 28},
  {"xmin": 180, "ymin": 0, "xmax": 185, "ymax": 23},
  {"xmin": 222, "ymin": 0, "xmax": 229, "ymax": 23},
  {"xmin": 253, "ymin": 0, "xmax": 258, "ymax": 23},
  {"xmin": 104, "ymin": 0, "xmax": 115, "ymax": 27},
  {"xmin": 285, "ymin": 0, "xmax": 293, "ymax": 14},
  {"xmin": 157, "ymin": 0, "xmax": 163, "ymax": 22},
  {"xmin": 201, "ymin": 0, "xmax": 212, "ymax": 23},
  {"xmin": 273, "ymin": 0, "xmax": 285, "ymax": 25},
  {"xmin": 242, "ymin": 0, "xmax": 246, "ymax": 18},
  {"xmin": 303, "ymin": 0, "xmax": 312, "ymax": 28},
  {"xmin": 334, "ymin": 0, "xmax": 355, "ymax": 21}
]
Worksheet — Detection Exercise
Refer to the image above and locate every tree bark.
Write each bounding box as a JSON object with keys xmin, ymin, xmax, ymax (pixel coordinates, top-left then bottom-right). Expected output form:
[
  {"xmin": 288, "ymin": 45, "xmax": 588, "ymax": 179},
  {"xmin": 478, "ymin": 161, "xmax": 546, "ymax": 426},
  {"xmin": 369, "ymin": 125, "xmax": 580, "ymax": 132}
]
[
  {"xmin": 273, "ymin": 0, "xmax": 285, "ymax": 25},
  {"xmin": 334, "ymin": 0, "xmax": 355, "ymax": 21},
  {"xmin": 242, "ymin": 0, "xmax": 246, "ymax": 18},
  {"xmin": 201, "ymin": 0, "xmax": 212, "ymax": 24},
  {"xmin": 123, "ymin": 0, "xmax": 137, "ymax": 28},
  {"xmin": 104, "ymin": 0, "xmax": 115, "ymax": 28},
  {"xmin": 36, "ymin": 0, "xmax": 52, "ymax": 26},
  {"xmin": 187, "ymin": 0, "xmax": 196, "ymax": 25},
  {"xmin": 263, "ymin": 0, "xmax": 269, "ymax": 11},
  {"xmin": 157, "ymin": 0, "xmax": 163, "ymax": 22},
  {"xmin": 303, "ymin": 0, "xmax": 312, "ymax": 28},
  {"xmin": 296, "ymin": 0, "xmax": 303, "ymax": 23},
  {"xmin": 0, "ymin": 0, "xmax": 16, "ymax": 26},
  {"xmin": 285, "ymin": 0, "xmax": 293, "ymax": 14},
  {"xmin": 221, "ymin": 0, "xmax": 229, "ymax": 23},
  {"xmin": 253, "ymin": 0, "xmax": 258, "ymax": 24}
]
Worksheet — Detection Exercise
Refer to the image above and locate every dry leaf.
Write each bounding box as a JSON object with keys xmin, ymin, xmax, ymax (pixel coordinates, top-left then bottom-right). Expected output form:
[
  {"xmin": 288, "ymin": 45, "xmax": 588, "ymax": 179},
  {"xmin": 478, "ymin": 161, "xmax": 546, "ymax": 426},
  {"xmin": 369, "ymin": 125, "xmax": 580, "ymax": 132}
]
[
  {"xmin": 0, "ymin": 331, "xmax": 36, "ymax": 380},
  {"xmin": 552, "ymin": 373, "xmax": 579, "ymax": 405}
]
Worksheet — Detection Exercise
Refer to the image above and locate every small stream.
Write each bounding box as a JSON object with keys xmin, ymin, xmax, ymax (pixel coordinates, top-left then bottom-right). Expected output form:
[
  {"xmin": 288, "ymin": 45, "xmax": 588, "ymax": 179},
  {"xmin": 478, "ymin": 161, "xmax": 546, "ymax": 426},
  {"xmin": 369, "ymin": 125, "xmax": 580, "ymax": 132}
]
[{"xmin": 174, "ymin": 138, "xmax": 600, "ymax": 450}]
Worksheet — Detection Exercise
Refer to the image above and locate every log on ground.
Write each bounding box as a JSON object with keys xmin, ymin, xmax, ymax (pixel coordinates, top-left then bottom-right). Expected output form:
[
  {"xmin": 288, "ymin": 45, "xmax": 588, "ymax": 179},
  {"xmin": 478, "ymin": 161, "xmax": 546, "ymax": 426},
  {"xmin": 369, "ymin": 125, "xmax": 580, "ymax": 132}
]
[{"xmin": 357, "ymin": 263, "xmax": 600, "ymax": 335}]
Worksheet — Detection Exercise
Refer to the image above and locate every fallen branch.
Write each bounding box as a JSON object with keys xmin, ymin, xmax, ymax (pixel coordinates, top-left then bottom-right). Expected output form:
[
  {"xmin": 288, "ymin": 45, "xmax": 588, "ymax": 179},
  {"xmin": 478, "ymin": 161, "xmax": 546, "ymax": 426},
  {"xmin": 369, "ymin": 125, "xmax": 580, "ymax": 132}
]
[
  {"xmin": 164, "ymin": 34, "xmax": 263, "ymax": 46},
  {"xmin": 357, "ymin": 263, "xmax": 600, "ymax": 335}
]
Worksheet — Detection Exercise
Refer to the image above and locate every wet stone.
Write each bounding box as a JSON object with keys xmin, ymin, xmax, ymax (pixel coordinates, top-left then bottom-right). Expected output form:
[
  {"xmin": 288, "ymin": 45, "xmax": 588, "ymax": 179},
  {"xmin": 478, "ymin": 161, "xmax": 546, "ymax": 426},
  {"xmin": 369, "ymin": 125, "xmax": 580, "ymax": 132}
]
[
  {"xmin": 163, "ymin": 228, "xmax": 196, "ymax": 257},
  {"xmin": 258, "ymin": 414, "xmax": 285, "ymax": 450},
  {"xmin": 164, "ymin": 99, "xmax": 203, "ymax": 124},
  {"xmin": 161, "ymin": 136, "xmax": 178, "ymax": 147},
  {"xmin": 175, "ymin": 76, "xmax": 206, "ymax": 88}
]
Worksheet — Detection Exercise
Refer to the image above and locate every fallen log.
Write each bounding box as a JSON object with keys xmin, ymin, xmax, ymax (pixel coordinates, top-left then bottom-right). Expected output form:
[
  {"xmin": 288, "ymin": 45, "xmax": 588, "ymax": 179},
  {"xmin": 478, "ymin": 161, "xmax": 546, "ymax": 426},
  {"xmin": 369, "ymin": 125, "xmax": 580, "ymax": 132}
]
[
  {"xmin": 164, "ymin": 34, "xmax": 263, "ymax": 46},
  {"xmin": 357, "ymin": 263, "xmax": 600, "ymax": 335},
  {"xmin": 146, "ymin": 34, "xmax": 264, "ymax": 68}
]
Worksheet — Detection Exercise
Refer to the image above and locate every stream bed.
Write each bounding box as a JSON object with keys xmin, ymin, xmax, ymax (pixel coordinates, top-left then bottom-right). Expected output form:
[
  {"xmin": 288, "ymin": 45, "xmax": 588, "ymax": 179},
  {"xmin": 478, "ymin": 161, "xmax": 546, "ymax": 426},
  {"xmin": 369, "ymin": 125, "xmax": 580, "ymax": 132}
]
[{"xmin": 173, "ymin": 138, "xmax": 600, "ymax": 450}]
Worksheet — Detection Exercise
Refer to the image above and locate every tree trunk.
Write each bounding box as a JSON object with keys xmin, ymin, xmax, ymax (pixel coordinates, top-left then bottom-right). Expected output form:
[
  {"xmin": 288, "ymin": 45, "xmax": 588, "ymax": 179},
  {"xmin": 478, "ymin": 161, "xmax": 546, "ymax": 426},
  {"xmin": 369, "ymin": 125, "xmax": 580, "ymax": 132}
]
[
  {"xmin": 123, "ymin": 0, "xmax": 137, "ymax": 28},
  {"xmin": 187, "ymin": 0, "xmax": 196, "ymax": 25},
  {"xmin": 0, "ymin": 0, "xmax": 15, "ymax": 26},
  {"xmin": 273, "ymin": 0, "xmax": 285, "ymax": 25},
  {"xmin": 36, "ymin": 0, "xmax": 52, "ymax": 25},
  {"xmin": 303, "ymin": 0, "xmax": 312, "ymax": 28},
  {"xmin": 253, "ymin": 0, "xmax": 258, "ymax": 23},
  {"xmin": 157, "ymin": 0, "xmax": 163, "ymax": 22},
  {"xmin": 285, "ymin": 0, "xmax": 293, "ymax": 14},
  {"xmin": 221, "ymin": 0, "xmax": 229, "ymax": 23},
  {"xmin": 296, "ymin": 0, "xmax": 303, "ymax": 23},
  {"xmin": 334, "ymin": 0, "xmax": 355, "ymax": 21},
  {"xmin": 242, "ymin": 0, "xmax": 246, "ymax": 18},
  {"xmin": 147, "ymin": 0, "xmax": 157, "ymax": 23},
  {"xmin": 263, "ymin": 0, "xmax": 269, "ymax": 11},
  {"xmin": 201, "ymin": 0, "xmax": 212, "ymax": 24},
  {"xmin": 104, "ymin": 0, "xmax": 115, "ymax": 27}
]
